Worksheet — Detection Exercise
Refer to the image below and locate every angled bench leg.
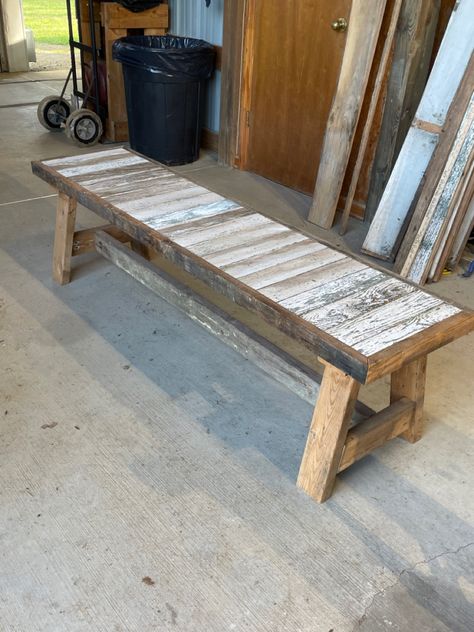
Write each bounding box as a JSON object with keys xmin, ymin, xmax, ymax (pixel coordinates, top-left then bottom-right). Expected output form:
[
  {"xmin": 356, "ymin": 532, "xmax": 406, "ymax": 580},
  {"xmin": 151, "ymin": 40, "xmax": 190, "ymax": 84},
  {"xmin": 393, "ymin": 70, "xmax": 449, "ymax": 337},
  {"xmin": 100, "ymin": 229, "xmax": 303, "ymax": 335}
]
[
  {"xmin": 297, "ymin": 361, "xmax": 360, "ymax": 503},
  {"xmin": 390, "ymin": 356, "xmax": 427, "ymax": 443},
  {"xmin": 53, "ymin": 192, "xmax": 77, "ymax": 285}
]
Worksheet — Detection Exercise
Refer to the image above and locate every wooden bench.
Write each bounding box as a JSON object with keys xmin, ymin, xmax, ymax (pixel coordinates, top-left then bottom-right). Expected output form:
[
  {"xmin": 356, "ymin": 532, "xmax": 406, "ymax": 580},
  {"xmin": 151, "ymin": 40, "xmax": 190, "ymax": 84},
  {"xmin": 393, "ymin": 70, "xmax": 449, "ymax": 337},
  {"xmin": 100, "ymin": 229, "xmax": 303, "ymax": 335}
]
[{"xmin": 32, "ymin": 147, "xmax": 474, "ymax": 502}]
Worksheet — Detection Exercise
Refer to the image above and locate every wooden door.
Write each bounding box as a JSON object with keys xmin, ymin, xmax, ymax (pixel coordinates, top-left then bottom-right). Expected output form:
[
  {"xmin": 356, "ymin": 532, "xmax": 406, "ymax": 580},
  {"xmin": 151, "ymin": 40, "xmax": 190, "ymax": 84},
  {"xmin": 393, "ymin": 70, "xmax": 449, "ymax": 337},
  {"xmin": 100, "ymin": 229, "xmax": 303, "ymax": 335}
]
[{"xmin": 242, "ymin": 0, "xmax": 353, "ymax": 193}]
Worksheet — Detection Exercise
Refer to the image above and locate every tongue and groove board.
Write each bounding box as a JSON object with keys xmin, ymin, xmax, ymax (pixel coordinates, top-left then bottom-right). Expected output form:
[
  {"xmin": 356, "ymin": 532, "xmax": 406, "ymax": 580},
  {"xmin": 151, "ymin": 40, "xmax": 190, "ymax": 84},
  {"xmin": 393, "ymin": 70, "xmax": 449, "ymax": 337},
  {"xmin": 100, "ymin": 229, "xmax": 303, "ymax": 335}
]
[
  {"xmin": 32, "ymin": 147, "xmax": 474, "ymax": 384},
  {"xmin": 362, "ymin": 0, "xmax": 474, "ymax": 260}
]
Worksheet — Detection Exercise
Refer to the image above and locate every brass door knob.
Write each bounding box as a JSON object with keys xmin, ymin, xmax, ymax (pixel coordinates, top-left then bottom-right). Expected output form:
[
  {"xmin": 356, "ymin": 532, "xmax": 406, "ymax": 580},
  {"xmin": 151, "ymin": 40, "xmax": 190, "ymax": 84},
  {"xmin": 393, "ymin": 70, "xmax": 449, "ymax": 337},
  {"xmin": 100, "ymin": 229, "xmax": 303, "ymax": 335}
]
[{"xmin": 331, "ymin": 17, "xmax": 348, "ymax": 32}]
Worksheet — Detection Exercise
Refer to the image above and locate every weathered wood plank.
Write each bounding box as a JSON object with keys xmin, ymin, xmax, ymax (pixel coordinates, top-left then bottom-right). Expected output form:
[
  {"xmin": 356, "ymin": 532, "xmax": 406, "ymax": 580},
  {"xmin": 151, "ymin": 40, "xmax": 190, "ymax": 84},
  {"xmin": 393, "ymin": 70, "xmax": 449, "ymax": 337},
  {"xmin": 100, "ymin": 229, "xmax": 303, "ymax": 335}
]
[
  {"xmin": 400, "ymin": 108, "xmax": 474, "ymax": 283},
  {"xmin": 305, "ymin": 278, "xmax": 416, "ymax": 332},
  {"xmin": 356, "ymin": 302, "xmax": 460, "ymax": 356},
  {"xmin": 206, "ymin": 231, "xmax": 308, "ymax": 269},
  {"xmin": 143, "ymin": 200, "xmax": 242, "ymax": 231},
  {"xmin": 365, "ymin": 0, "xmax": 441, "ymax": 223},
  {"xmin": 339, "ymin": 0, "xmax": 403, "ymax": 234},
  {"xmin": 161, "ymin": 208, "xmax": 251, "ymax": 239},
  {"xmin": 58, "ymin": 154, "xmax": 148, "ymax": 178},
  {"xmin": 362, "ymin": 0, "xmax": 474, "ymax": 259},
  {"xmin": 333, "ymin": 291, "xmax": 443, "ymax": 348},
  {"xmin": 297, "ymin": 361, "xmax": 360, "ymax": 502},
  {"xmin": 338, "ymin": 397, "xmax": 415, "ymax": 471},
  {"xmin": 261, "ymin": 255, "xmax": 353, "ymax": 303},
  {"xmin": 242, "ymin": 248, "xmax": 345, "ymax": 291},
  {"xmin": 167, "ymin": 212, "xmax": 271, "ymax": 247},
  {"xmin": 47, "ymin": 147, "xmax": 127, "ymax": 168},
  {"xmin": 394, "ymin": 57, "xmax": 474, "ymax": 274},
  {"xmin": 192, "ymin": 221, "xmax": 290, "ymax": 258},
  {"xmin": 280, "ymin": 267, "xmax": 382, "ymax": 315},
  {"xmin": 362, "ymin": 127, "xmax": 438, "ymax": 259},
  {"xmin": 223, "ymin": 239, "xmax": 324, "ymax": 277},
  {"xmin": 307, "ymin": 0, "xmax": 388, "ymax": 228}
]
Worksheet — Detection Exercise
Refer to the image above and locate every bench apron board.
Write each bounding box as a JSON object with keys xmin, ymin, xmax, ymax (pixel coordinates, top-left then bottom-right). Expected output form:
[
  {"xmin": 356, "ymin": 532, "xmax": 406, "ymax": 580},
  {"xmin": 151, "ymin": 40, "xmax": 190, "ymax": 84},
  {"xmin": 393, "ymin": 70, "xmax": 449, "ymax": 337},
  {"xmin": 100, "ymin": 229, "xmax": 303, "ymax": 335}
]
[{"xmin": 32, "ymin": 148, "xmax": 474, "ymax": 502}]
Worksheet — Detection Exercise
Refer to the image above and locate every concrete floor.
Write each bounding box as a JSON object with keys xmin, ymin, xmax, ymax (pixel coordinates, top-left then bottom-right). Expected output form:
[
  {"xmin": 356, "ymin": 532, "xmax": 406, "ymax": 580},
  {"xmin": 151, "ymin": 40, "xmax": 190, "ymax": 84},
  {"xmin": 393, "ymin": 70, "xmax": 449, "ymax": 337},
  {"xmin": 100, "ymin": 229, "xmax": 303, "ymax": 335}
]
[{"xmin": 1, "ymin": 71, "xmax": 474, "ymax": 632}]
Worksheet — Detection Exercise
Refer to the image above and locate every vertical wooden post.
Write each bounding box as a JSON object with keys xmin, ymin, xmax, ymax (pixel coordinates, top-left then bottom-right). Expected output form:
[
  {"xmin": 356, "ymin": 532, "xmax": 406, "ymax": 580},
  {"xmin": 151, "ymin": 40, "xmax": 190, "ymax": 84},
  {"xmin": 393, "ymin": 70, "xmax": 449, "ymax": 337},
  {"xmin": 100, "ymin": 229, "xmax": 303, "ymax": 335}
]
[
  {"xmin": 218, "ymin": 0, "xmax": 247, "ymax": 166},
  {"xmin": 297, "ymin": 362, "xmax": 360, "ymax": 503},
  {"xmin": 390, "ymin": 356, "xmax": 427, "ymax": 443},
  {"xmin": 52, "ymin": 192, "xmax": 77, "ymax": 285}
]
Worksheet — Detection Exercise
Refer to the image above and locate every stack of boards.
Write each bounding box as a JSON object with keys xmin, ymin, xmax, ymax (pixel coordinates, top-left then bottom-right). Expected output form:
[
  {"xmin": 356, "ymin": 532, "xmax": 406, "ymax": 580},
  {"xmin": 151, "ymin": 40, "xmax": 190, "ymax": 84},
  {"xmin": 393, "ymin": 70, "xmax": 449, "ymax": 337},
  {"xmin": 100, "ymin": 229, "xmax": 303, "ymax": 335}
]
[{"xmin": 362, "ymin": 0, "xmax": 474, "ymax": 284}]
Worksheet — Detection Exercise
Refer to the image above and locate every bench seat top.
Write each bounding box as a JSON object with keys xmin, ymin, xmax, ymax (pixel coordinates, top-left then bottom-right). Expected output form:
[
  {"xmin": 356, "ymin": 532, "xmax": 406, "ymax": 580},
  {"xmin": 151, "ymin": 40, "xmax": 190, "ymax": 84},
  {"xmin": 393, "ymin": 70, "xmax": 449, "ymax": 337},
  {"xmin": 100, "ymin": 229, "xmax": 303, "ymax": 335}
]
[{"xmin": 32, "ymin": 147, "xmax": 474, "ymax": 383}]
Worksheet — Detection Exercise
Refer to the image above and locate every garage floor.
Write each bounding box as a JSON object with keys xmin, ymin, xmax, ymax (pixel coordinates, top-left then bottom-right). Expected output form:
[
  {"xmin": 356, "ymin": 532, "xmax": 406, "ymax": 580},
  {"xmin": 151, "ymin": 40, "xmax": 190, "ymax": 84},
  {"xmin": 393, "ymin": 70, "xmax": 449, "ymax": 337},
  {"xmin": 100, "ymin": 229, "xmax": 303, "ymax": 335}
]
[{"xmin": 1, "ymin": 70, "xmax": 474, "ymax": 632}]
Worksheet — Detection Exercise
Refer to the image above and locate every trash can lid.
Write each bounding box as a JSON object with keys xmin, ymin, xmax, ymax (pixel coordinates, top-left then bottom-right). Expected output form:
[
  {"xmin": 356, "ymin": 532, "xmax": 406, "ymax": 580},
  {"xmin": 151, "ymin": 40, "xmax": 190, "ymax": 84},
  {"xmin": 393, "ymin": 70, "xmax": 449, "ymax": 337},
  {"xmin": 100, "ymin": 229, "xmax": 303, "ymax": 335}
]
[{"xmin": 112, "ymin": 35, "xmax": 215, "ymax": 80}]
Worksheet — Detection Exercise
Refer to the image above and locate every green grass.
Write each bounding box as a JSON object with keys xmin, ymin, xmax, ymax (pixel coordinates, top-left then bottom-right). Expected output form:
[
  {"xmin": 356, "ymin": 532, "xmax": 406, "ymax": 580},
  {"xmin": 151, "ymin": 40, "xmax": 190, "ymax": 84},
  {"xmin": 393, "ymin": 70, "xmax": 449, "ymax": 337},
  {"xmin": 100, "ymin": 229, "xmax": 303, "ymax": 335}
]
[{"xmin": 23, "ymin": 0, "xmax": 77, "ymax": 46}]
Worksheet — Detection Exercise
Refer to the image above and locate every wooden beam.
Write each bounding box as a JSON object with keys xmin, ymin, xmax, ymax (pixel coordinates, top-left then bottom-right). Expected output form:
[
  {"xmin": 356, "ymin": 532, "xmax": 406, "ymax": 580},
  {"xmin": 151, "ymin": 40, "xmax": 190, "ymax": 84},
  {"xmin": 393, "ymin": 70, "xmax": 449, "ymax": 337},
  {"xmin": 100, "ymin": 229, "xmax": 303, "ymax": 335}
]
[
  {"xmin": 307, "ymin": 0, "xmax": 388, "ymax": 229},
  {"xmin": 53, "ymin": 192, "xmax": 77, "ymax": 285},
  {"xmin": 339, "ymin": 0, "xmax": 403, "ymax": 235},
  {"xmin": 218, "ymin": 0, "xmax": 246, "ymax": 166},
  {"xmin": 338, "ymin": 397, "xmax": 415, "ymax": 471},
  {"xmin": 297, "ymin": 361, "xmax": 360, "ymax": 502}
]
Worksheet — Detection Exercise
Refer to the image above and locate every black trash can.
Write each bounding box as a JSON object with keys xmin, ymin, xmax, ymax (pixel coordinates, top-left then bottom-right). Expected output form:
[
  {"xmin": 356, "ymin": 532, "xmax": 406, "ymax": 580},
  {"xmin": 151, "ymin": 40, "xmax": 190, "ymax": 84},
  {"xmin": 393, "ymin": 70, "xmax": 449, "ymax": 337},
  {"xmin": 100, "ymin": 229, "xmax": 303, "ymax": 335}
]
[{"xmin": 113, "ymin": 35, "xmax": 215, "ymax": 165}]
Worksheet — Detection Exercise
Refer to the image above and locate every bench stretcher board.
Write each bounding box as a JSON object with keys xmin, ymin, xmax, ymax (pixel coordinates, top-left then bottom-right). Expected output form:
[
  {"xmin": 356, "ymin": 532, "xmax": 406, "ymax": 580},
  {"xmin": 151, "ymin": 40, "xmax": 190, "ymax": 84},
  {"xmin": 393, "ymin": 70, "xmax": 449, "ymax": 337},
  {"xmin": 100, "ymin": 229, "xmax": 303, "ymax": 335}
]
[{"xmin": 31, "ymin": 148, "xmax": 474, "ymax": 502}]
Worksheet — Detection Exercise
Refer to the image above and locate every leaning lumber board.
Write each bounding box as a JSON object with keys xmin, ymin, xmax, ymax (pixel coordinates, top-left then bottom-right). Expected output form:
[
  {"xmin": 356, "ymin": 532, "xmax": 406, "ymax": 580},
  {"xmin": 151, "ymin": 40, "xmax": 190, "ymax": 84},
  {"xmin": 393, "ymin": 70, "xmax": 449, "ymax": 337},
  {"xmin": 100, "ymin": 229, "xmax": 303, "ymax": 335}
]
[
  {"xmin": 394, "ymin": 55, "xmax": 474, "ymax": 273},
  {"xmin": 94, "ymin": 230, "xmax": 374, "ymax": 420},
  {"xmin": 307, "ymin": 0, "xmax": 388, "ymax": 229},
  {"xmin": 362, "ymin": 0, "xmax": 474, "ymax": 260},
  {"xmin": 339, "ymin": 0, "xmax": 403, "ymax": 235},
  {"xmin": 364, "ymin": 0, "xmax": 441, "ymax": 224},
  {"xmin": 399, "ymin": 96, "xmax": 474, "ymax": 283},
  {"xmin": 428, "ymin": 156, "xmax": 474, "ymax": 281},
  {"xmin": 446, "ymin": 191, "xmax": 474, "ymax": 268}
]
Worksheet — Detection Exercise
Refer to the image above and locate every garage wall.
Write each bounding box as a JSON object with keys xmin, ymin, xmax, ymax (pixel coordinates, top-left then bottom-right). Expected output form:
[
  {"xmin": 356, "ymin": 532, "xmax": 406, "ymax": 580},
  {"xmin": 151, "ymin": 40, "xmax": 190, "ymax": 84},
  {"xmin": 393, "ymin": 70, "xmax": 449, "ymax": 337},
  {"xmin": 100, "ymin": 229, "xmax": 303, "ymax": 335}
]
[{"xmin": 168, "ymin": 0, "xmax": 223, "ymax": 132}]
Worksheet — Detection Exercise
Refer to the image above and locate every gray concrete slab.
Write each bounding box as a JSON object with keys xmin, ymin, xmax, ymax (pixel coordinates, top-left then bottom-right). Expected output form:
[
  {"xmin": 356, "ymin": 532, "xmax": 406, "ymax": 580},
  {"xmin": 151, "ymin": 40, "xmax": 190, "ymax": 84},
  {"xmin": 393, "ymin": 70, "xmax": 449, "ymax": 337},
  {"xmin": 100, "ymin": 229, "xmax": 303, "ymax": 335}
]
[
  {"xmin": 1, "ymin": 71, "xmax": 474, "ymax": 632},
  {"xmin": 0, "ymin": 79, "xmax": 66, "ymax": 106}
]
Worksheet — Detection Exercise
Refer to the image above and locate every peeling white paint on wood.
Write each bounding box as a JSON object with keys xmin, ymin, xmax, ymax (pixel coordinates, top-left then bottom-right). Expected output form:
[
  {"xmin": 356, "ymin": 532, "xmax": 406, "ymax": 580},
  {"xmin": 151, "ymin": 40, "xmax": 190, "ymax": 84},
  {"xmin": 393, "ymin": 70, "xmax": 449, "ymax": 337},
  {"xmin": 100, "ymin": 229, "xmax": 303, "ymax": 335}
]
[
  {"xmin": 333, "ymin": 292, "xmax": 444, "ymax": 347},
  {"xmin": 242, "ymin": 248, "xmax": 345, "ymax": 291},
  {"xmin": 305, "ymin": 278, "xmax": 417, "ymax": 332},
  {"xmin": 206, "ymin": 231, "xmax": 309, "ymax": 268},
  {"xmin": 223, "ymin": 239, "xmax": 324, "ymax": 277},
  {"xmin": 260, "ymin": 254, "xmax": 349, "ymax": 303},
  {"xmin": 41, "ymin": 146, "xmax": 468, "ymax": 360},
  {"xmin": 354, "ymin": 302, "xmax": 461, "ymax": 355},
  {"xmin": 281, "ymin": 267, "xmax": 382, "ymax": 315}
]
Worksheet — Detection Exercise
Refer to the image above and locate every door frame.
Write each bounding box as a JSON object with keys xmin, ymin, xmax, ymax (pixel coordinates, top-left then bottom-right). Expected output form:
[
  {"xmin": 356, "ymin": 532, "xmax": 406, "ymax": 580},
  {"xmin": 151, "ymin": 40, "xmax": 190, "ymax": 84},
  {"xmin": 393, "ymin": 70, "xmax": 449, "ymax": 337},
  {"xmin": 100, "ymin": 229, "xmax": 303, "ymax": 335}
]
[{"xmin": 218, "ymin": 0, "xmax": 247, "ymax": 167}]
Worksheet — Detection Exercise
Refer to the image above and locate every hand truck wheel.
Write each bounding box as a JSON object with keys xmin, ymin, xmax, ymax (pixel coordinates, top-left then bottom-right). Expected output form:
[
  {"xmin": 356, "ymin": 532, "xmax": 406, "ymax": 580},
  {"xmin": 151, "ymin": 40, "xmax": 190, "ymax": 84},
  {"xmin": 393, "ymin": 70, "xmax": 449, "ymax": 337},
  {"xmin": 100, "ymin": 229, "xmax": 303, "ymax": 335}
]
[
  {"xmin": 64, "ymin": 109, "xmax": 103, "ymax": 147},
  {"xmin": 37, "ymin": 96, "xmax": 71, "ymax": 131}
]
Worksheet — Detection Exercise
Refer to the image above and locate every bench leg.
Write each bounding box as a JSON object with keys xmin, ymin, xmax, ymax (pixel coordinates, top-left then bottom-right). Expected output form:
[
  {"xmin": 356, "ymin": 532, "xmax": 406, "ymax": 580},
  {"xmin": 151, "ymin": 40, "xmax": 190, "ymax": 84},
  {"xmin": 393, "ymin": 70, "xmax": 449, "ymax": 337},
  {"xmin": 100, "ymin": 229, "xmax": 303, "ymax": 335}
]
[
  {"xmin": 53, "ymin": 192, "xmax": 77, "ymax": 285},
  {"xmin": 390, "ymin": 356, "xmax": 427, "ymax": 443},
  {"xmin": 297, "ymin": 362, "xmax": 360, "ymax": 503}
]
